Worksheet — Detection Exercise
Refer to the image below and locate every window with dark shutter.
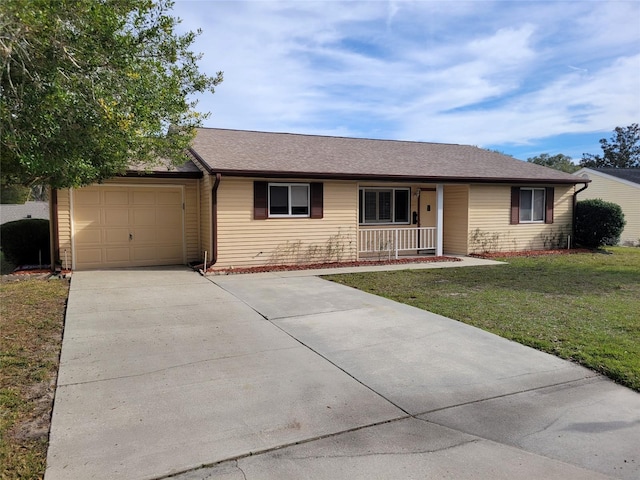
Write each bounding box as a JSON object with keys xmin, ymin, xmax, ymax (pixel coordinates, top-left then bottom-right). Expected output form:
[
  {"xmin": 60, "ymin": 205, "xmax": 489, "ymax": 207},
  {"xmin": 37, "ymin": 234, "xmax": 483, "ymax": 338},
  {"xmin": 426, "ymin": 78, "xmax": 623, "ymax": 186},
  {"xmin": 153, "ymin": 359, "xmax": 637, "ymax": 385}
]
[
  {"xmin": 310, "ymin": 183, "xmax": 323, "ymax": 219},
  {"xmin": 511, "ymin": 186, "xmax": 554, "ymax": 224},
  {"xmin": 545, "ymin": 187, "xmax": 554, "ymax": 224},
  {"xmin": 254, "ymin": 181, "xmax": 268, "ymax": 220},
  {"xmin": 510, "ymin": 187, "xmax": 520, "ymax": 224}
]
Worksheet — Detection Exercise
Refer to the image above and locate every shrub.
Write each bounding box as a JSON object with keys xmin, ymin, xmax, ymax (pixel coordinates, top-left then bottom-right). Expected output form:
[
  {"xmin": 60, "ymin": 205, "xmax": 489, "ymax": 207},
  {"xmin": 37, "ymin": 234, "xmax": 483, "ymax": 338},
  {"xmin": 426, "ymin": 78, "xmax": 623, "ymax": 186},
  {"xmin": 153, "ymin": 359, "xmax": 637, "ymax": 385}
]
[
  {"xmin": 0, "ymin": 219, "xmax": 51, "ymax": 265},
  {"xmin": 0, "ymin": 183, "xmax": 30, "ymax": 204},
  {"xmin": 575, "ymin": 199, "xmax": 626, "ymax": 248}
]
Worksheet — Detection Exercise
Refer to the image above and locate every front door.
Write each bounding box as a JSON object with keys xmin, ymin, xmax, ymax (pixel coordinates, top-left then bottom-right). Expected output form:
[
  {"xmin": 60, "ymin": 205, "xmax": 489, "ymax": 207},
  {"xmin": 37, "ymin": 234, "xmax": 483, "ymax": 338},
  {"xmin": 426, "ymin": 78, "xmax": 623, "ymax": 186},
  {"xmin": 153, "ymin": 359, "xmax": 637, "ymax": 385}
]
[{"xmin": 419, "ymin": 189, "xmax": 436, "ymax": 227}]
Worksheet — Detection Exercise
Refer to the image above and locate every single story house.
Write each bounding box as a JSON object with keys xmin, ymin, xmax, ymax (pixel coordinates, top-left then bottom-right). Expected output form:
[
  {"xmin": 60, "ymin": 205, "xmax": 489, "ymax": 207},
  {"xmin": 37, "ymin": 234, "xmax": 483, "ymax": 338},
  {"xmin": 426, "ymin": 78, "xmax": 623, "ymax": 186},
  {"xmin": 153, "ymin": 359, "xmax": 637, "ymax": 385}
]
[
  {"xmin": 51, "ymin": 128, "xmax": 589, "ymax": 270},
  {"xmin": 574, "ymin": 168, "xmax": 640, "ymax": 246}
]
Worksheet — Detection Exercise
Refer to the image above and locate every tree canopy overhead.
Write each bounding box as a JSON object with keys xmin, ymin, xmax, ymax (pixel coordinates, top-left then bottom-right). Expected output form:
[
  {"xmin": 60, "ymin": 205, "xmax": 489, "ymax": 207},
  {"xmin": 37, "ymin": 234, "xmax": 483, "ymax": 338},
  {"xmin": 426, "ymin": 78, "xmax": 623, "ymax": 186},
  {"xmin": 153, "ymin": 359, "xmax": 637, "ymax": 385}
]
[
  {"xmin": 1, "ymin": 0, "xmax": 223, "ymax": 189},
  {"xmin": 580, "ymin": 124, "xmax": 640, "ymax": 169},
  {"xmin": 527, "ymin": 153, "xmax": 579, "ymax": 173}
]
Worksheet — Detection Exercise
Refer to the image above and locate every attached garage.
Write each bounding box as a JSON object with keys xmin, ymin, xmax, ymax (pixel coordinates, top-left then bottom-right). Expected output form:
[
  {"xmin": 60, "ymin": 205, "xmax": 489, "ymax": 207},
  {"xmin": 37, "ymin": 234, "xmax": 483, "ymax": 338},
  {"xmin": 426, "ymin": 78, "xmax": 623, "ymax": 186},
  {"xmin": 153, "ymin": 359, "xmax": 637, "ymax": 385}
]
[
  {"xmin": 72, "ymin": 185, "xmax": 185, "ymax": 269},
  {"xmin": 53, "ymin": 163, "xmax": 203, "ymax": 270}
]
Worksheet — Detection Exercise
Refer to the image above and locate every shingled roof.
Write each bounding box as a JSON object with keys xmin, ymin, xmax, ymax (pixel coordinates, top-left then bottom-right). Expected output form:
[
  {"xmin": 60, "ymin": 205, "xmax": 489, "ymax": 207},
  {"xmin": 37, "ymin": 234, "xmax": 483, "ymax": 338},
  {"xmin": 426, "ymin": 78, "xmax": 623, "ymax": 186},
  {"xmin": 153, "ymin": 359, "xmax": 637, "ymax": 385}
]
[
  {"xmin": 589, "ymin": 168, "xmax": 640, "ymax": 185},
  {"xmin": 190, "ymin": 128, "xmax": 585, "ymax": 184}
]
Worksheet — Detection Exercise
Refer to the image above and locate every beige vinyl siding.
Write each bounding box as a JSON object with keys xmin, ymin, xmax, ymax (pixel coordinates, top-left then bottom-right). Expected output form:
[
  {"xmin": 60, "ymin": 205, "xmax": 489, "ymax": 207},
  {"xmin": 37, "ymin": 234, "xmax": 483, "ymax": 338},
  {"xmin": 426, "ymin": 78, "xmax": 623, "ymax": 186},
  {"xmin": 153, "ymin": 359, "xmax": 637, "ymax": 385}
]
[
  {"xmin": 214, "ymin": 177, "xmax": 358, "ymax": 268},
  {"xmin": 56, "ymin": 189, "xmax": 72, "ymax": 269},
  {"xmin": 57, "ymin": 177, "xmax": 201, "ymax": 268},
  {"xmin": 577, "ymin": 174, "xmax": 640, "ymax": 245},
  {"xmin": 443, "ymin": 185, "xmax": 469, "ymax": 254},
  {"xmin": 190, "ymin": 156, "xmax": 212, "ymax": 257},
  {"xmin": 468, "ymin": 184, "xmax": 574, "ymax": 253}
]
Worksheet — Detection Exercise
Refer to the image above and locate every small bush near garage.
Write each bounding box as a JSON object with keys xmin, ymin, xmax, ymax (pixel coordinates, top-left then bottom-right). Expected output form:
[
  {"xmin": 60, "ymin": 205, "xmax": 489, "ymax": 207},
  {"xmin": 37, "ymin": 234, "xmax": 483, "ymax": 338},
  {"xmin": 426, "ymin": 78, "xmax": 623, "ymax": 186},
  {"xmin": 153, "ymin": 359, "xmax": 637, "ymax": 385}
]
[
  {"xmin": 0, "ymin": 219, "xmax": 50, "ymax": 266},
  {"xmin": 574, "ymin": 199, "xmax": 626, "ymax": 248}
]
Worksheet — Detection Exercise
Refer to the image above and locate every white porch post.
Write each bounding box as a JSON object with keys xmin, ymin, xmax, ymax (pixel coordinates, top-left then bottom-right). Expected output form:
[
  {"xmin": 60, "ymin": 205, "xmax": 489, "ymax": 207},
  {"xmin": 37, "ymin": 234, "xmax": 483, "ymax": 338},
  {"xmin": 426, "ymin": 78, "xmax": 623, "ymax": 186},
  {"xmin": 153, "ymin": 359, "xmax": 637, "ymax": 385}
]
[{"xmin": 436, "ymin": 184, "xmax": 444, "ymax": 256}]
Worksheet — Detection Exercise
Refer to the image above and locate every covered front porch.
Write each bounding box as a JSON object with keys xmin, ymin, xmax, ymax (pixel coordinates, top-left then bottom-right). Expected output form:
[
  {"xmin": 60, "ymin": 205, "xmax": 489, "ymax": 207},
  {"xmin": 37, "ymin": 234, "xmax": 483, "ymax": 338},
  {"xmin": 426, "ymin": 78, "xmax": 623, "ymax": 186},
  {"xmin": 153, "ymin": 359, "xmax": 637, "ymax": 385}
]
[{"xmin": 357, "ymin": 184, "xmax": 445, "ymax": 259}]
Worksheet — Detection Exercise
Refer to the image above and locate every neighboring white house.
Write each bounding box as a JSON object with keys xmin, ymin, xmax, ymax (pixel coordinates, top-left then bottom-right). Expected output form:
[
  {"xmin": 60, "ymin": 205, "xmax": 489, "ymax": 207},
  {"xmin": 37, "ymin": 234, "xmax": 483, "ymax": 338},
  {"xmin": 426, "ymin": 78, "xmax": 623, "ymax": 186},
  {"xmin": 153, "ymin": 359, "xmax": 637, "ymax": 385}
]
[
  {"xmin": 574, "ymin": 168, "xmax": 640, "ymax": 246},
  {"xmin": 0, "ymin": 201, "xmax": 49, "ymax": 225}
]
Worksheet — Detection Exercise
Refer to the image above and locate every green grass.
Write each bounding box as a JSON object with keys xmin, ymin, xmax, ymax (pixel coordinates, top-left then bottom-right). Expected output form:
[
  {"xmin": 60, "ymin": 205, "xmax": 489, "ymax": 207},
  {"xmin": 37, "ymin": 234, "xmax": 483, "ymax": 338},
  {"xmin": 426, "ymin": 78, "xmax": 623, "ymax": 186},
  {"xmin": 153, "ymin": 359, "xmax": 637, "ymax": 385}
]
[
  {"xmin": 326, "ymin": 247, "xmax": 640, "ymax": 391},
  {"xmin": 0, "ymin": 278, "xmax": 69, "ymax": 480}
]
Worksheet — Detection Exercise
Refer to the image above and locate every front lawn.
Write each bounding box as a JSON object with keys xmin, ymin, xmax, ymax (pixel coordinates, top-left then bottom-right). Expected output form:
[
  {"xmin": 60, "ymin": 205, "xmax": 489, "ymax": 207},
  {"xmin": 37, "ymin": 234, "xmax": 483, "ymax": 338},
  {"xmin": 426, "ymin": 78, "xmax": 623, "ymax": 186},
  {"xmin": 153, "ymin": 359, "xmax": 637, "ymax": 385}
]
[
  {"xmin": 326, "ymin": 247, "xmax": 640, "ymax": 391},
  {"xmin": 0, "ymin": 277, "xmax": 69, "ymax": 480}
]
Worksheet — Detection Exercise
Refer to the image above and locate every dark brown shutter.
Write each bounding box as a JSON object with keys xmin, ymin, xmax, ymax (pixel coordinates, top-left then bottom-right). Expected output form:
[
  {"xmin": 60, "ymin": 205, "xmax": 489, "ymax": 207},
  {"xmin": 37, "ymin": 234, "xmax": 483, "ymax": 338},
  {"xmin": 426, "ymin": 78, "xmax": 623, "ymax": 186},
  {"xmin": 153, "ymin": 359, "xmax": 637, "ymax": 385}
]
[
  {"xmin": 510, "ymin": 187, "xmax": 520, "ymax": 224},
  {"xmin": 254, "ymin": 181, "xmax": 268, "ymax": 220},
  {"xmin": 310, "ymin": 182, "xmax": 323, "ymax": 219},
  {"xmin": 545, "ymin": 187, "xmax": 554, "ymax": 224}
]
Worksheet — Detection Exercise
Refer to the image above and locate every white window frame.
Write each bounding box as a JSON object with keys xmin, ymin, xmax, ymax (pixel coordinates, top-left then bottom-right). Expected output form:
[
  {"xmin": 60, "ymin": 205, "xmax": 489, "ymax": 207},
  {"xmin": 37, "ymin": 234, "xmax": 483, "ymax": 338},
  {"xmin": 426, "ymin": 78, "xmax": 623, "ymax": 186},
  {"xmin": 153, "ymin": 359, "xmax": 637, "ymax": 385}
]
[
  {"xmin": 519, "ymin": 188, "xmax": 546, "ymax": 223},
  {"xmin": 359, "ymin": 187, "xmax": 411, "ymax": 225},
  {"xmin": 268, "ymin": 183, "xmax": 310, "ymax": 218}
]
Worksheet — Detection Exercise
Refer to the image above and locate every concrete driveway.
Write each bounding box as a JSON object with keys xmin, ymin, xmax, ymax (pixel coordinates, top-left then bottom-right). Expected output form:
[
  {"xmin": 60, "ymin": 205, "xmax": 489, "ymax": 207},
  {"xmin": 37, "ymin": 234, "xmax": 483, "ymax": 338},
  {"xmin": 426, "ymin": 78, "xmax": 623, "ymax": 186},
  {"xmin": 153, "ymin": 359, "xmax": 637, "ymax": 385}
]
[{"xmin": 46, "ymin": 264, "xmax": 640, "ymax": 480}]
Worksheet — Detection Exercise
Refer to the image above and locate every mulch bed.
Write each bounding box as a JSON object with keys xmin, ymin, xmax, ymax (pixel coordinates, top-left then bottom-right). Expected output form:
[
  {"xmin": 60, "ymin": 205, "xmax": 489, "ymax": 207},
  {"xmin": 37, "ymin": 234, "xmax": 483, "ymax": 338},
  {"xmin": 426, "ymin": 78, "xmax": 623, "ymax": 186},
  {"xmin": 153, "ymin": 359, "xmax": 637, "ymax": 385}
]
[
  {"xmin": 203, "ymin": 256, "xmax": 462, "ymax": 275},
  {"xmin": 470, "ymin": 249, "xmax": 593, "ymax": 259}
]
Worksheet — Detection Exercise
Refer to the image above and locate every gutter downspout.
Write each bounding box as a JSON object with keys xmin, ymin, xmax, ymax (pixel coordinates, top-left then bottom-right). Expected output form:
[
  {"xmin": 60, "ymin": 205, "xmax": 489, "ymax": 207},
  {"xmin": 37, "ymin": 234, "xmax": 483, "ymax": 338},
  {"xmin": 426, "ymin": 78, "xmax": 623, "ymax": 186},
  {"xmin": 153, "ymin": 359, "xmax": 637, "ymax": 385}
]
[
  {"xmin": 210, "ymin": 173, "xmax": 221, "ymax": 268},
  {"xmin": 572, "ymin": 181, "xmax": 589, "ymax": 248}
]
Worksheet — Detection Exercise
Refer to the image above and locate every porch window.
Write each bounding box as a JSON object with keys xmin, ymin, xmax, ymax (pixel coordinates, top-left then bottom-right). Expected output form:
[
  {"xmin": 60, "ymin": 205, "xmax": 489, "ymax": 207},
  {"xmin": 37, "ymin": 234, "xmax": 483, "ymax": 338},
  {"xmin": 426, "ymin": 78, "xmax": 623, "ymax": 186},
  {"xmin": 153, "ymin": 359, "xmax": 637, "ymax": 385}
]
[
  {"xmin": 269, "ymin": 183, "xmax": 309, "ymax": 217},
  {"xmin": 511, "ymin": 187, "xmax": 554, "ymax": 224},
  {"xmin": 359, "ymin": 188, "xmax": 410, "ymax": 224}
]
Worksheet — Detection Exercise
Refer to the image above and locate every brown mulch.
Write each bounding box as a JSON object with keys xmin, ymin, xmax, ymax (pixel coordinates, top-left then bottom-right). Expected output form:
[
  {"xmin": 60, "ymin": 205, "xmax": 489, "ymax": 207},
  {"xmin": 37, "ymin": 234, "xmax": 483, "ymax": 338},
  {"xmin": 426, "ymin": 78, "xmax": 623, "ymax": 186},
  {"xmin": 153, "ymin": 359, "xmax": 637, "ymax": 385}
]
[
  {"xmin": 470, "ymin": 248, "xmax": 593, "ymax": 259},
  {"xmin": 204, "ymin": 256, "xmax": 462, "ymax": 275}
]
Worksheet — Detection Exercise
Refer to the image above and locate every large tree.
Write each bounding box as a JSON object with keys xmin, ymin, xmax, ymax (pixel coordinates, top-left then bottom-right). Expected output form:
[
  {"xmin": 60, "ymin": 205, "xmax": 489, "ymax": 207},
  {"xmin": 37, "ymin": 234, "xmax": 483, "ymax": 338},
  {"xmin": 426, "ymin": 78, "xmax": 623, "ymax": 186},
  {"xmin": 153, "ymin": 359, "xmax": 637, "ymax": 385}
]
[
  {"xmin": 1, "ymin": 0, "xmax": 222, "ymax": 189},
  {"xmin": 527, "ymin": 153, "xmax": 579, "ymax": 173},
  {"xmin": 580, "ymin": 124, "xmax": 640, "ymax": 169}
]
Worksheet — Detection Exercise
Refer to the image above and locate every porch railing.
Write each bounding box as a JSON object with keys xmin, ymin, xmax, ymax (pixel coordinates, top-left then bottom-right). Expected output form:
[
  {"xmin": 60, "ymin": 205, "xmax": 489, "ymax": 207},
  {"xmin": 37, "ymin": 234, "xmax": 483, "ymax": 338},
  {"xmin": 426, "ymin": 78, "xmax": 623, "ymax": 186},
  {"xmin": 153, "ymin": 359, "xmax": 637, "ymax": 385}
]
[{"xmin": 358, "ymin": 227, "xmax": 437, "ymax": 259}]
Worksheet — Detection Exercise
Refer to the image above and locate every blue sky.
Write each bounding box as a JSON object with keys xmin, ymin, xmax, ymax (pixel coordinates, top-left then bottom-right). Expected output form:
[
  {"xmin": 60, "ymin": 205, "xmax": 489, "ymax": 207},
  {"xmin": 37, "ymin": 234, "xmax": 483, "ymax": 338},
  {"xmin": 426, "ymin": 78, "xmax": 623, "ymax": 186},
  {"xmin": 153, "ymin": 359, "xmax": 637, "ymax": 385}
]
[{"xmin": 173, "ymin": 0, "xmax": 640, "ymax": 162}]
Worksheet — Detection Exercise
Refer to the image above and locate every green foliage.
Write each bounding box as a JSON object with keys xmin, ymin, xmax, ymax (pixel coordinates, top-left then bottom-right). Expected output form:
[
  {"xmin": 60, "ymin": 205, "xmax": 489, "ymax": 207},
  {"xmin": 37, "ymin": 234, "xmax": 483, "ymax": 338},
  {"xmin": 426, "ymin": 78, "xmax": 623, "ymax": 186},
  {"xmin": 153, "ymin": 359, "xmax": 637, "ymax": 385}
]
[
  {"xmin": 0, "ymin": 219, "xmax": 50, "ymax": 265},
  {"xmin": 580, "ymin": 124, "xmax": 640, "ymax": 168},
  {"xmin": 527, "ymin": 153, "xmax": 579, "ymax": 173},
  {"xmin": 0, "ymin": 181, "xmax": 30, "ymax": 204},
  {"xmin": 575, "ymin": 199, "xmax": 626, "ymax": 247},
  {"xmin": 0, "ymin": 0, "xmax": 223, "ymax": 188}
]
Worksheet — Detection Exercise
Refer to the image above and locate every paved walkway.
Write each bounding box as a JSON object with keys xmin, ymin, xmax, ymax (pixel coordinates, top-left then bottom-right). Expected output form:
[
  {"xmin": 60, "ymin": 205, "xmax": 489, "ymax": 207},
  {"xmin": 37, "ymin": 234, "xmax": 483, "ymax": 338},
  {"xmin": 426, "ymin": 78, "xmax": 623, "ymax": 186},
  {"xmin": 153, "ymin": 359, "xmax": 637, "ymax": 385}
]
[{"xmin": 46, "ymin": 260, "xmax": 640, "ymax": 480}]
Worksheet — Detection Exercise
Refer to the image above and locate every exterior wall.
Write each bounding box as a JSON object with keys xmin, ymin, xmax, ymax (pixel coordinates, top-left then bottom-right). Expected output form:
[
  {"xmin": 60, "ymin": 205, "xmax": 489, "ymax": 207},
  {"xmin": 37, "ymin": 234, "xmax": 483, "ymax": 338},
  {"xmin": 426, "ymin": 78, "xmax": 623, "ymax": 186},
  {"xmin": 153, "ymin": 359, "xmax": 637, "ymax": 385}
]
[
  {"xmin": 56, "ymin": 189, "xmax": 72, "ymax": 269},
  {"xmin": 576, "ymin": 172, "xmax": 640, "ymax": 246},
  {"xmin": 442, "ymin": 185, "xmax": 469, "ymax": 255},
  {"xmin": 56, "ymin": 177, "xmax": 201, "ymax": 268},
  {"xmin": 214, "ymin": 177, "xmax": 358, "ymax": 268},
  {"xmin": 467, "ymin": 184, "xmax": 574, "ymax": 253}
]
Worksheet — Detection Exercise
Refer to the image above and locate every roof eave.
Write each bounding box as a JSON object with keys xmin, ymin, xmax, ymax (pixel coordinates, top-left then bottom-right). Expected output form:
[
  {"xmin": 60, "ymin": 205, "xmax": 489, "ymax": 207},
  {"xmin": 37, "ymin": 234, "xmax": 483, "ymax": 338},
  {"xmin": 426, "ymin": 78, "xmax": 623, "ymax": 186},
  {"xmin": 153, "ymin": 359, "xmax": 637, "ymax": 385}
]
[{"xmin": 201, "ymin": 168, "xmax": 586, "ymax": 185}]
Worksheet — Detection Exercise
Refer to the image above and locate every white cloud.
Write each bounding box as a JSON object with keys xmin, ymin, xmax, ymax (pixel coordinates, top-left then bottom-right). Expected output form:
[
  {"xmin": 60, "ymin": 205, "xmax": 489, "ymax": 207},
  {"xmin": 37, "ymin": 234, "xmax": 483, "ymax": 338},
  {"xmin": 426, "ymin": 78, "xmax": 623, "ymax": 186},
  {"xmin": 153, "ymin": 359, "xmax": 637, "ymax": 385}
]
[{"xmin": 173, "ymin": 0, "xmax": 640, "ymax": 150}]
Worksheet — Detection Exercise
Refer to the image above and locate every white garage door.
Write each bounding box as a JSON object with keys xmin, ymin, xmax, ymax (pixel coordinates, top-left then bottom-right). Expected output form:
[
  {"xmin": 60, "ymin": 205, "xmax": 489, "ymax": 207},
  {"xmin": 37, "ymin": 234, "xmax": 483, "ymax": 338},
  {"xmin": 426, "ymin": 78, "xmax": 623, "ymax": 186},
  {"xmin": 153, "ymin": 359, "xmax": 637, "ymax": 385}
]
[{"xmin": 72, "ymin": 185, "xmax": 185, "ymax": 269}]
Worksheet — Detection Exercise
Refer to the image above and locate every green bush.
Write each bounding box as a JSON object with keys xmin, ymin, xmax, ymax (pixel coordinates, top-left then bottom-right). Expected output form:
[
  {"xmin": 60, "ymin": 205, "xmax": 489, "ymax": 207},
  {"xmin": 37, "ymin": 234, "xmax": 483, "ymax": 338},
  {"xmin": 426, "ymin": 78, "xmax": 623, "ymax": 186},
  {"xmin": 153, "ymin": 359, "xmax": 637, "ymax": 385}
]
[
  {"xmin": 0, "ymin": 219, "xmax": 51, "ymax": 265},
  {"xmin": 575, "ymin": 199, "xmax": 626, "ymax": 248},
  {"xmin": 0, "ymin": 183, "xmax": 30, "ymax": 204}
]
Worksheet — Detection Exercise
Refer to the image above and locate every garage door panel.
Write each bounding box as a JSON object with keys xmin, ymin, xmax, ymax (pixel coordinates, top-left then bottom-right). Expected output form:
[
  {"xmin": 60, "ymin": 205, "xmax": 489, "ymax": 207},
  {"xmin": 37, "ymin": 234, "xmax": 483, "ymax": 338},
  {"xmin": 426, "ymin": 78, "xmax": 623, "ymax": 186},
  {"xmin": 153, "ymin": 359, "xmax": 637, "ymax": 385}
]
[
  {"xmin": 131, "ymin": 247, "xmax": 158, "ymax": 262},
  {"xmin": 132, "ymin": 191, "xmax": 157, "ymax": 205},
  {"xmin": 104, "ymin": 228, "xmax": 130, "ymax": 244},
  {"xmin": 155, "ymin": 228, "xmax": 183, "ymax": 243},
  {"xmin": 104, "ymin": 209, "xmax": 130, "ymax": 226},
  {"xmin": 155, "ymin": 246, "xmax": 183, "ymax": 261},
  {"xmin": 131, "ymin": 228, "xmax": 157, "ymax": 243},
  {"xmin": 74, "ymin": 207, "xmax": 102, "ymax": 224},
  {"xmin": 75, "ymin": 248, "xmax": 103, "ymax": 265},
  {"xmin": 73, "ymin": 186, "xmax": 185, "ymax": 269},
  {"xmin": 157, "ymin": 191, "xmax": 182, "ymax": 205},
  {"xmin": 74, "ymin": 190, "xmax": 101, "ymax": 205},
  {"xmin": 132, "ymin": 208, "xmax": 157, "ymax": 225},
  {"xmin": 105, "ymin": 247, "xmax": 131, "ymax": 263},
  {"xmin": 160, "ymin": 208, "xmax": 182, "ymax": 224},
  {"xmin": 104, "ymin": 190, "xmax": 129, "ymax": 205},
  {"xmin": 75, "ymin": 228, "xmax": 102, "ymax": 245}
]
